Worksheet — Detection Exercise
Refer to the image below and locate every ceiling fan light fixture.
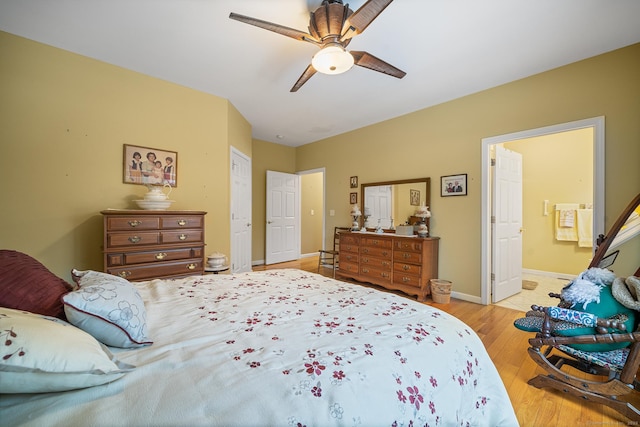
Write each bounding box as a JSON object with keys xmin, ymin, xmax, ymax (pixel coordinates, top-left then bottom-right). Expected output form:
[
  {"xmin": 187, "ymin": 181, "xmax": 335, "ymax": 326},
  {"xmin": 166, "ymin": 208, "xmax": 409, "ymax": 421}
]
[{"xmin": 311, "ymin": 44, "xmax": 354, "ymax": 75}]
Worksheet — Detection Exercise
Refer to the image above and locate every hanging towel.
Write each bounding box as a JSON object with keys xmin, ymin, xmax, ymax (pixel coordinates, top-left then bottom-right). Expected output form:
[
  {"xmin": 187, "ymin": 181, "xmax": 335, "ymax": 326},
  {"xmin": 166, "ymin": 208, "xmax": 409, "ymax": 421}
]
[
  {"xmin": 555, "ymin": 203, "xmax": 579, "ymax": 241},
  {"xmin": 577, "ymin": 208, "xmax": 593, "ymax": 247},
  {"xmin": 559, "ymin": 209, "xmax": 575, "ymax": 227}
]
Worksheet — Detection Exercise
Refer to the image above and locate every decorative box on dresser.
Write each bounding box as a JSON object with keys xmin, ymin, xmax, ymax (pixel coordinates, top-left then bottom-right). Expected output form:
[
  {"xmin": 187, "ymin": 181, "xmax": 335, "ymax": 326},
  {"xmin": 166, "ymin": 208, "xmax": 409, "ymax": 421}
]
[
  {"xmin": 336, "ymin": 231, "xmax": 439, "ymax": 302},
  {"xmin": 101, "ymin": 210, "xmax": 206, "ymax": 281}
]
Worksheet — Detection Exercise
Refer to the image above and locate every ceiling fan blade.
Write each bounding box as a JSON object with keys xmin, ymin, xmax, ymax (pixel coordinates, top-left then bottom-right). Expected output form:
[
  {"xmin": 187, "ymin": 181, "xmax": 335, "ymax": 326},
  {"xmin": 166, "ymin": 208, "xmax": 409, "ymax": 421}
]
[
  {"xmin": 290, "ymin": 64, "xmax": 318, "ymax": 92},
  {"xmin": 341, "ymin": 0, "xmax": 393, "ymax": 41},
  {"xmin": 351, "ymin": 51, "xmax": 406, "ymax": 79},
  {"xmin": 229, "ymin": 12, "xmax": 320, "ymax": 44}
]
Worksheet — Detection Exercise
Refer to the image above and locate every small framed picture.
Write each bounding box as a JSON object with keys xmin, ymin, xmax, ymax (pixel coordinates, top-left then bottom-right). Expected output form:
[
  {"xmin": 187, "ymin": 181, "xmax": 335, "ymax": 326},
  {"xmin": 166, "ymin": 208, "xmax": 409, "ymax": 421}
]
[
  {"xmin": 441, "ymin": 174, "xmax": 467, "ymax": 196},
  {"xmin": 350, "ymin": 176, "xmax": 358, "ymax": 188},
  {"xmin": 410, "ymin": 189, "xmax": 420, "ymax": 206},
  {"xmin": 350, "ymin": 192, "xmax": 357, "ymax": 204},
  {"xmin": 124, "ymin": 144, "xmax": 177, "ymax": 187}
]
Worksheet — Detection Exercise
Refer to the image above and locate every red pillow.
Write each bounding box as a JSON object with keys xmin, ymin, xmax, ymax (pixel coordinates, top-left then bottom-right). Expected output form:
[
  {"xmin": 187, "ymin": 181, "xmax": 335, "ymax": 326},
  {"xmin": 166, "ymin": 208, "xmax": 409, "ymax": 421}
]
[{"xmin": 0, "ymin": 250, "xmax": 73, "ymax": 319}]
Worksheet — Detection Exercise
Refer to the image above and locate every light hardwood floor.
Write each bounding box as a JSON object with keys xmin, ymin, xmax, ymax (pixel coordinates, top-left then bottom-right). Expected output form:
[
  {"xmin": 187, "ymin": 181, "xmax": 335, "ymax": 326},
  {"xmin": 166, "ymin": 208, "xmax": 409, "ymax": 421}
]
[{"xmin": 253, "ymin": 257, "xmax": 627, "ymax": 426}]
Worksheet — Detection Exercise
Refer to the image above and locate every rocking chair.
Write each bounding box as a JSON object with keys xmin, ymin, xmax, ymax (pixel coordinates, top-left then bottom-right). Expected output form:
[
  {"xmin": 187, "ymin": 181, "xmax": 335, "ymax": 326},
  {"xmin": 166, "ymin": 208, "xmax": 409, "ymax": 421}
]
[{"xmin": 518, "ymin": 192, "xmax": 640, "ymax": 421}]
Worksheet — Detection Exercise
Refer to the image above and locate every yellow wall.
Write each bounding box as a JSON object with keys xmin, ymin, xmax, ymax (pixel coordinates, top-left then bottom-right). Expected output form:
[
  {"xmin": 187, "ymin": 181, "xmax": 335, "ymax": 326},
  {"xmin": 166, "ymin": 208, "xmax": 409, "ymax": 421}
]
[
  {"xmin": 505, "ymin": 128, "xmax": 593, "ymax": 274},
  {"xmin": 0, "ymin": 31, "xmax": 252, "ymax": 280},
  {"xmin": 296, "ymin": 43, "xmax": 640, "ymax": 298},
  {"xmin": 2, "ymin": 29, "xmax": 638, "ymax": 299}
]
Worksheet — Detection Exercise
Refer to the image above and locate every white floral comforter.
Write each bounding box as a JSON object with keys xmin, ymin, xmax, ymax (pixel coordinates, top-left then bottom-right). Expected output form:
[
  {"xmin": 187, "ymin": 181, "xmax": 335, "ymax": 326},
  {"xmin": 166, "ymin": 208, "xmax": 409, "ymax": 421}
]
[{"xmin": 3, "ymin": 269, "xmax": 518, "ymax": 427}]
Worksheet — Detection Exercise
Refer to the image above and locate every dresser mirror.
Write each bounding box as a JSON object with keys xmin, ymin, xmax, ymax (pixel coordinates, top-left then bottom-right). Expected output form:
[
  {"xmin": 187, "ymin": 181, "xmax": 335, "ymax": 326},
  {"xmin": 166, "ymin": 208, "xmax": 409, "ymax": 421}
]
[
  {"xmin": 360, "ymin": 177, "xmax": 431, "ymax": 230},
  {"xmin": 590, "ymin": 193, "xmax": 640, "ymax": 278}
]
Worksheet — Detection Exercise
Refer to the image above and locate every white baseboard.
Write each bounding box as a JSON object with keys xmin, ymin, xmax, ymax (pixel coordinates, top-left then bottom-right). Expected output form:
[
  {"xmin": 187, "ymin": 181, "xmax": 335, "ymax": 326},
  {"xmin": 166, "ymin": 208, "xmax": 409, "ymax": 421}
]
[{"xmin": 450, "ymin": 292, "xmax": 482, "ymax": 304}]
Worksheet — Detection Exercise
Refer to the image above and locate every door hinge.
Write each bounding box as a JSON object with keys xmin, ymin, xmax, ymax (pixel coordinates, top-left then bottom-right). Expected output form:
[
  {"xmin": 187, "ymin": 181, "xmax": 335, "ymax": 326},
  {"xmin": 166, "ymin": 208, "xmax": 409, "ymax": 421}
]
[
  {"xmin": 491, "ymin": 216, "xmax": 496, "ymax": 224},
  {"xmin": 491, "ymin": 158, "xmax": 496, "ymax": 166}
]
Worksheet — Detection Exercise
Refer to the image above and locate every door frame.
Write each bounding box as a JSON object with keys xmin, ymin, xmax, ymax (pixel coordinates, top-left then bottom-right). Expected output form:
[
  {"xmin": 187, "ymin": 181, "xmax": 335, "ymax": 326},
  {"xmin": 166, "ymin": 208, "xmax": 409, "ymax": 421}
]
[
  {"xmin": 297, "ymin": 168, "xmax": 326, "ymax": 254},
  {"xmin": 480, "ymin": 116, "xmax": 605, "ymax": 305}
]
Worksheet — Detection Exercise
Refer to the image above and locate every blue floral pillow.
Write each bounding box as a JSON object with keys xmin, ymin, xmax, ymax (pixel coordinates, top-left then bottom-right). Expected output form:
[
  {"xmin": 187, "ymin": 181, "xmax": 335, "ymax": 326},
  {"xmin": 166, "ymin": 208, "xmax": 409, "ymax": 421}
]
[{"xmin": 62, "ymin": 269, "xmax": 153, "ymax": 348}]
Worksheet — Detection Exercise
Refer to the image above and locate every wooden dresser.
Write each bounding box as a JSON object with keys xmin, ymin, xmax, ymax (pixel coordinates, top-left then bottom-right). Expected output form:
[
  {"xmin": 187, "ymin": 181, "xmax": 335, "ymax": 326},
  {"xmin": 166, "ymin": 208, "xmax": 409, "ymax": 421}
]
[
  {"xmin": 337, "ymin": 231, "xmax": 439, "ymax": 301},
  {"xmin": 101, "ymin": 210, "xmax": 206, "ymax": 281}
]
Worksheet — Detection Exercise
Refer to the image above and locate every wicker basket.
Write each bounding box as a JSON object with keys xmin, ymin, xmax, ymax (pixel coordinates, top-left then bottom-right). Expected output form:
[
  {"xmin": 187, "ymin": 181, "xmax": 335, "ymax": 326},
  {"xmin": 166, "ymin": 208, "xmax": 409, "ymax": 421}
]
[{"xmin": 430, "ymin": 279, "xmax": 452, "ymax": 304}]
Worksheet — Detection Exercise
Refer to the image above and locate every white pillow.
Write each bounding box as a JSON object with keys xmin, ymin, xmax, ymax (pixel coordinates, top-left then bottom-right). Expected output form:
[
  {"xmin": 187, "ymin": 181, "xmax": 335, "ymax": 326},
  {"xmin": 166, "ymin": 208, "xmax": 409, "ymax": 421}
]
[
  {"xmin": 0, "ymin": 307, "xmax": 134, "ymax": 393},
  {"xmin": 63, "ymin": 269, "xmax": 153, "ymax": 348}
]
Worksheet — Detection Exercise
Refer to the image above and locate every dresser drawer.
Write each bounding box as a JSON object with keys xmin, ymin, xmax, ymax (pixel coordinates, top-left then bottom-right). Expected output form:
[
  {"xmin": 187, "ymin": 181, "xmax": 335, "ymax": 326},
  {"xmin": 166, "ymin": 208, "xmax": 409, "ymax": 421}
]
[
  {"xmin": 394, "ymin": 239, "xmax": 423, "ymax": 252},
  {"xmin": 393, "ymin": 273, "xmax": 421, "ymax": 288},
  {"xmin": 361, "ymin": 237, "xmax": 393, "ymax": 249},
  {"xmin": 106, "ymin": 247, "xmax": 200, "ymax": 267},
  {"xmin": 338, "ymin": 261, "xmax": 359, "ymax": 274},
  {"xmin": 360, "ymin": 245, "xmax": 392, "ymax": 258},
  {"xmin": 107, "ymin": 258, "xmax": 203, "ymax": 281},
  {"xmin": 107, "ymin": 231, "xmax": 160, "ymax": 248},
  {"xmin": 360, "ymin": 265, "xmax": 392, "ymax": 284},
  {"xmin": 394, "ymin": 251, "xmax": 422, "ymax": 264},
  {"xmin": 161, "ymin": 215, "xmax": 203, "ymax": 229},
  {"xmin": 340, "ymin": 235, "xmax": 359, "ymax": 246},
  {"xmin": 106, "ymin": 216, "xmax": 160, "ymax": 231},
  {"xmin": 161, "ymin": 230, "xmax": 203, "ymax": 244},
  {"xmin": 340, "ymin": 252, "xmax": 359, "ymax": 263},
  {"xmin": 340, "ymin": 242, "xmax": 359, "ymax": 253},
  {"xmin": 394, "ymin": 262, "xmax": 422, "ymax": 275},
  {"xmin": 360, "ymin": 255, "xmax": 392, "ymax": 270}
]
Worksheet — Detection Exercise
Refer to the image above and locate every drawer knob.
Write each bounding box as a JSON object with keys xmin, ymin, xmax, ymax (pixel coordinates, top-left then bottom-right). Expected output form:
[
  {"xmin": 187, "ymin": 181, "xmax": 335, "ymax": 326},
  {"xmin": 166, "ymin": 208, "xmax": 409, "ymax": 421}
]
[
  {"xmin": 402, "ymin": 276, "xmax": 410, "ymax": 282},
  {"xmin": 187, "ymin": 263, "xmax": 196, "ymax": 270},
  {"xmin": 403, "ymin": 253, "xmax": 410, "ymax": 259},
  {"xmin": 118, "ymin": 271, "xmax": 131, "ymax": 278},
  {"xmin": 362, "ymin": 248, "xmax": 369, "ymax": 253},
  {"xmin": 128, "ymin": 220, "xmax": 141, "ymax": 227},
  {"xmin": 403, "ymin": 265, "xmax": 410, "ymax": 271},
  {"xmin": 362, "ymin": 268, "xmax": 369, "ymax": 273},
  {"xmin": 179, "ymin": 234, "xmax": 187, "ymax": 240},
  {"xmin": 128, "ymin": 236, "xmax": 142, "ymax": 244},
  {"xmin": 383, "ymin": 261, "xmax": 390, "ymax": 267},
  {"xmin": 382, "ymin": 251, "xmax": 389, "ymax": 256},
  {"xmin": 178, "ymin": 219, "xmax": 187, "ymax": 226},
  {"xmin": 155, "ymin": 252, "xmax": 167, "ymax": 260},
  {"xmin": 381, "ymin": 272, "xmax": 389, "ymax": 278}
]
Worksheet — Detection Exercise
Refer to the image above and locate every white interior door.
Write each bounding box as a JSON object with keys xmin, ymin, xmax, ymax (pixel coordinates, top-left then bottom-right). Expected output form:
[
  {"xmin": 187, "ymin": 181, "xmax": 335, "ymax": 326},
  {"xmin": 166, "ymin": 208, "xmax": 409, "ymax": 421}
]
[
  {"xmin": 230, "ymin": 148, "xmax": 251, "ymax": 273},
  {"xmin": 492, "ymin": 145, "xmax": 523, "ymax": 302},
  {"xmin": 364, "ymin": 185, "xmax": 392, "ymax": 228},
  {"xmin": 266, "ymin": 170, "xmax": 300, "ymax": 265}
]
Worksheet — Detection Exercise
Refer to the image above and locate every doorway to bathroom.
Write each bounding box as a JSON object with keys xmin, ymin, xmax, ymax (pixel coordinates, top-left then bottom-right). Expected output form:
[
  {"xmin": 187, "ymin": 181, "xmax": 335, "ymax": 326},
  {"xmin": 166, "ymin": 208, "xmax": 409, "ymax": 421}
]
[{"xmin": 481, "ymin": 116, "xmax": 605, "ymax": 306}]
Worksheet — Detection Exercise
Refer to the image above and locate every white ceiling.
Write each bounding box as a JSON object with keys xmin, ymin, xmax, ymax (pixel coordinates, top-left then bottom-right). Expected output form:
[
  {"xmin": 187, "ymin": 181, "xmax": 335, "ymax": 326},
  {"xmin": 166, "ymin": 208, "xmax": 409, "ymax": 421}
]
[{"xmin": 2, "ymin": 0, "xmax": 639, "ymax": 147}]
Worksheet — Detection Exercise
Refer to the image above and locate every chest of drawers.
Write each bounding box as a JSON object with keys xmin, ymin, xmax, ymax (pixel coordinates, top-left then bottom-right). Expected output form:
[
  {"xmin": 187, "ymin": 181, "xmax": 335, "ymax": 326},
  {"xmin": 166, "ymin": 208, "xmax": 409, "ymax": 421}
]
[
  {"xmin": 102, "ymin": 210, "xmax": 206, "ymax": 281},
  {"xmin": 336, "ymin": 232, "xmax": 439, "ymax": 302}
]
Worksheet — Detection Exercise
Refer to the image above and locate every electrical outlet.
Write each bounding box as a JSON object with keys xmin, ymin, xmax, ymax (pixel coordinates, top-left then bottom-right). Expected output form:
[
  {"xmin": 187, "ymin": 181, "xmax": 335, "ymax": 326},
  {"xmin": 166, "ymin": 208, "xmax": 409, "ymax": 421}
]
[{"xmin": 329, "ymin": 210, "xmax": 335, "ymax": 216}]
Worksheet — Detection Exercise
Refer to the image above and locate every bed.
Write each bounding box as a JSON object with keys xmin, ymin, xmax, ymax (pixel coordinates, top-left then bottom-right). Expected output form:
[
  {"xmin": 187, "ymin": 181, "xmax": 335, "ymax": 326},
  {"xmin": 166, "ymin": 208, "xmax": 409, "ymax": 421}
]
[{"xmin": 1, "ymin": 251, "xmax": 517, "ymax": 426}]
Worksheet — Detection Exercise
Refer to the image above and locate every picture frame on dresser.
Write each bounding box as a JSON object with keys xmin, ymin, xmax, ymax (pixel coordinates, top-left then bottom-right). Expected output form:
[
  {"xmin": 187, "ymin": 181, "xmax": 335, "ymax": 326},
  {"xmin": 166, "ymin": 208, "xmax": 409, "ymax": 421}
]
[{"xmin": 124, "ymin": 144, "xmax": 178, "ymax": 187}]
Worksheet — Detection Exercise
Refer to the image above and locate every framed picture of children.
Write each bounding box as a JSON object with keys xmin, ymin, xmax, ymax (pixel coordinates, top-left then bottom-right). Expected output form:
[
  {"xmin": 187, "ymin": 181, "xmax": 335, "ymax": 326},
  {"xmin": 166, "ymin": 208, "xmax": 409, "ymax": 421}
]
[{"xmin": 123, "ymin": 144, "xmax": 178, "ymax": 187}]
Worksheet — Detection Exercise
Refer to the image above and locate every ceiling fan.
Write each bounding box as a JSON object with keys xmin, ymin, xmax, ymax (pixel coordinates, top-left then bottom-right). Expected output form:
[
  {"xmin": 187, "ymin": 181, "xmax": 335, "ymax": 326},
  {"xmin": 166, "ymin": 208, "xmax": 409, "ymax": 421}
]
[{"xmin": 229, "ymin": 0, "xmax": 406, "ymax": 92}]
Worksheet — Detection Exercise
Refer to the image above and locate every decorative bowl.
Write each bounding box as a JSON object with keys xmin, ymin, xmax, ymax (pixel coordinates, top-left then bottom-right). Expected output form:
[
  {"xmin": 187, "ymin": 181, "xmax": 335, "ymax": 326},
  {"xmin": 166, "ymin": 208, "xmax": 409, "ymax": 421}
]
[
  {"xmin": 207, "ymin": 252, "xmax": 227, "ymax": 268},
  {"xmin": 135, "ymin": 199, "xmax": 174, "ymax": 210}
]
